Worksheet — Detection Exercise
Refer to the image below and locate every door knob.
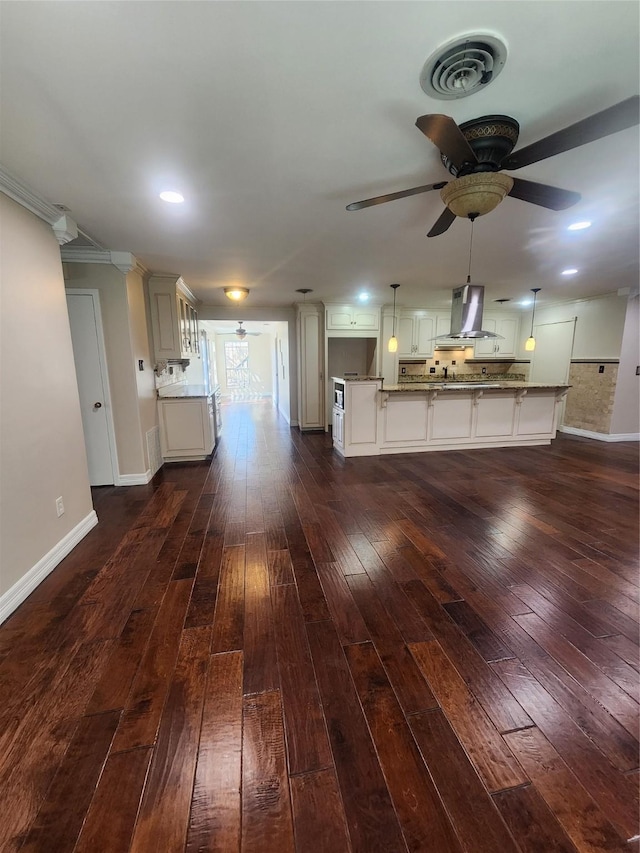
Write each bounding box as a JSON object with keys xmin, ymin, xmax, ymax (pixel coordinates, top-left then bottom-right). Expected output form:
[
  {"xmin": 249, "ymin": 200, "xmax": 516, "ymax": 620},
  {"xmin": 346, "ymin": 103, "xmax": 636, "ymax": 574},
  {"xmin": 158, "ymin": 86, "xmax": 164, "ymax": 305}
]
[{"xmin": 94, "ymin": 402, "xmax": 102, "ymax": 408}]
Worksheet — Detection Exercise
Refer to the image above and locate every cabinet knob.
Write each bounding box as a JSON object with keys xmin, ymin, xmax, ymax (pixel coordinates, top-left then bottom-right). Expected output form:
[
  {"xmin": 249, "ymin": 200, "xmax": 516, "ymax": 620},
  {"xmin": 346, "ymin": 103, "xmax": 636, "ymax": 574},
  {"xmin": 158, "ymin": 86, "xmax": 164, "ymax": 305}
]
[{"xmin": 94, "ymin": 402, "xmax": 102, "ymax": 409}]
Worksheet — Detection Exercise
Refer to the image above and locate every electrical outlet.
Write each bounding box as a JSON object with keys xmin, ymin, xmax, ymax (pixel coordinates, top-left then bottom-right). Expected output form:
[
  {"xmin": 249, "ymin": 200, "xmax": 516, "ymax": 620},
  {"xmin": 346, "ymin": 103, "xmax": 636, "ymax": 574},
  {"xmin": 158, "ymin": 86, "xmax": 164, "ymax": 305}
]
[
  {"xmin": 482, "ymin": 367, "xmax": 487, "ymax": 374},
  {"xmin": 598, "ymin": 365, "xmax": 605, "ymax": 374},
  {"xmin": 138, "ymin": 359, "xmax": 144, "ymax": 371},
  {"xmin": 55, "ymin": 497, "xmax": 65, "ymax": 517}
]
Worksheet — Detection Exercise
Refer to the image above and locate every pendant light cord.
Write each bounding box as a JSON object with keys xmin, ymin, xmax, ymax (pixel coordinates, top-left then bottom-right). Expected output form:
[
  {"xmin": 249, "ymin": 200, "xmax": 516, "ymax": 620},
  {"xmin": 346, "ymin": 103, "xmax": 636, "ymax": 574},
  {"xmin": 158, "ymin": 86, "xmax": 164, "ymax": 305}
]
[
  {"xmin": 467, "ymin": 218, "xmax": 475, "ymax": 284},
  {"xmin": 392, "ymin": 287, "xmax": 397, "ymax": 336}
]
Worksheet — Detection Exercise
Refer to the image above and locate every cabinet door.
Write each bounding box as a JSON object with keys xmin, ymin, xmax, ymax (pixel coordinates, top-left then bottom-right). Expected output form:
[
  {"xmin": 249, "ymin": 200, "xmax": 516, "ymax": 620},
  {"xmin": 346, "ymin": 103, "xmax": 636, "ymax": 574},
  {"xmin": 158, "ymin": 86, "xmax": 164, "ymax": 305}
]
[
  {"xmin": 298, "ymin": 307, "xmax": 324, "ymax": 429},
  {"xmin": 352, "ymin": 309, "xmax": 379, "ymax": 330},
  {"xmin": 150, "ymin": 290, "xmax": 182, "ymax": 359},
  {"xmin": 326, "ymin": 305, "xmax": 353, "ymax": 329},
  {"xmin": 159, "ymin": 399, "xmax": 206, "ymax": 455},
  {"xmin": 494, "ymin": 317, "xmax": 518, "ymax": 357},
  {"xmin": 397, "ymin": 316, "xmax": 415, "ymax": 356},
  {"xmin": 414, "ymin": 315, "xmax": 435, "ymax": 357},
  {"xmin": 474, "ymin": 318, "xmax": 498, "ymax": 357}
]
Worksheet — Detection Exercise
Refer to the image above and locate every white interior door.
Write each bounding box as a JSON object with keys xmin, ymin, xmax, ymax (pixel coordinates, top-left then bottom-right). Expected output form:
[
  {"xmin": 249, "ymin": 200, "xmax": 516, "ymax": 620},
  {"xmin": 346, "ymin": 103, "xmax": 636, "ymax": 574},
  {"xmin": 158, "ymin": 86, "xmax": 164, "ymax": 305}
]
[
  {"xmin": 529, "ymin": 319, "xmax": 576, "ymax": 424},
  {"xmin": 66, "ymin": 290, "xmax": 117, "ymax": 485}
]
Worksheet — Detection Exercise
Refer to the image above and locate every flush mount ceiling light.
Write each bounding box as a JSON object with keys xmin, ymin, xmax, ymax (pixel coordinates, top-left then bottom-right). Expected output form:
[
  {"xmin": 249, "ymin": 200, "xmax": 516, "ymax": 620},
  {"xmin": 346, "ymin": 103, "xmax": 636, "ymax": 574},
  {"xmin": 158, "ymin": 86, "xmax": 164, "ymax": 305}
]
[
  {"xmin": 561, "ymin": 268, "xmax": 578, "ymax": 276},
  {"xmin": 388, "ymin": 284, "xmax": 400, "ymax": 353},
  {"xmin": 525, "ymin": 288, "xmax": 541, "ymax": 352},
  {"xmin": 224, "ymin": 286, "xmax": 250, "ymax": 301},
  {"xmin": 568, "ymin": 221, "xmax": 591, "ymax": 231},
  {"xmin": 440, "ymin": 172, "xmax": 514, "ymax": 218},
  {"xmin": 358, "ymin": 292, "xmax": 370, "ymax": 302},
  {"xmin": 159, "ymin": 191, "xmax": 184, "ymax": 203}
]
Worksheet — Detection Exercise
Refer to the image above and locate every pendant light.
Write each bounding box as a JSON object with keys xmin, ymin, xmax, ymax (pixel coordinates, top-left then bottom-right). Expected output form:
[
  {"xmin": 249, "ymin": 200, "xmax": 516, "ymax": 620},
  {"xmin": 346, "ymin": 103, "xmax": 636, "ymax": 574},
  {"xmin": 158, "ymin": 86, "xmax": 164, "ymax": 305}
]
[
  {"xmin": 388, "ymin": 284, "xmax": 400, "ymax": 352},
  {"xmin": 525, "ymin": 288, "xmax": 541, "ymax": 352}
]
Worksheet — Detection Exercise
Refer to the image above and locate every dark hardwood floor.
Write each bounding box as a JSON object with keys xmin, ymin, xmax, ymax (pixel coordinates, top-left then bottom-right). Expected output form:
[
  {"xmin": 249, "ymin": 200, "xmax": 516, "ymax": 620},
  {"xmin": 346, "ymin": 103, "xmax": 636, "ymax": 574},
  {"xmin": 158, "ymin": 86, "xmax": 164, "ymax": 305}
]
[{"xmin": 1, "ymin": 400, "xmax": 638, "ymax": 852}]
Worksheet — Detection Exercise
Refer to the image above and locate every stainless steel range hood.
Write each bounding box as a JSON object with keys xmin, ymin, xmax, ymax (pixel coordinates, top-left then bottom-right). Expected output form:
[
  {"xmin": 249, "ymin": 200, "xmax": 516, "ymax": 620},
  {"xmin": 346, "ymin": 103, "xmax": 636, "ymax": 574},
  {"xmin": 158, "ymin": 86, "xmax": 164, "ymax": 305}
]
[{"xmin": 436, "ymin": 284, "xmax": 501, "ymax": 342}]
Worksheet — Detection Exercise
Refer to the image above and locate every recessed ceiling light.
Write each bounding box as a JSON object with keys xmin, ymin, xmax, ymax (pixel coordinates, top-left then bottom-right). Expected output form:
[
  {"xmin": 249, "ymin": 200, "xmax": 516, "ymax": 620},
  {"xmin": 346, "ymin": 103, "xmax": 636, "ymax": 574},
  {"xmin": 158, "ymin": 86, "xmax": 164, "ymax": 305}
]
[
  {"xmin": 520, "ymin": 299, "xmax": 533, "ymax": 306},
  {"xmin": 159, "ymin": 191, "xmax": 184, "ymax": 203},
  {"xmin": 561, "ymin": 268, "xmax": 578, "ymax": 276},
  {"xmin": 567, "ymin": 221, "xmax": 591, "ymax": 231},
  {"xmin": 358, "ymin": 292, "xmax": 370, "ymax": 302}
]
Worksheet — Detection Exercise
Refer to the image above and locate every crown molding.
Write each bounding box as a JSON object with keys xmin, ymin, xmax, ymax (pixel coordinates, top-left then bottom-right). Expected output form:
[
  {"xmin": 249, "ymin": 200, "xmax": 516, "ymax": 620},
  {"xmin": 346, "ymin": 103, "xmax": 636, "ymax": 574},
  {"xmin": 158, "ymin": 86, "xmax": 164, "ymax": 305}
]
[
  {"xmin": 60, "ymin": 246, "xmax": 146, "ymax": 276},
  {"xmin": 52, "ymin": 214, "xmax": 78, "ymax": 245},
  {"xmin": 0, "ymin": 163, "xmax": 80, "ymax": 245},
  {"xmin": 0, "ymin": 164, "xmax": 61, "ymax": 225}
]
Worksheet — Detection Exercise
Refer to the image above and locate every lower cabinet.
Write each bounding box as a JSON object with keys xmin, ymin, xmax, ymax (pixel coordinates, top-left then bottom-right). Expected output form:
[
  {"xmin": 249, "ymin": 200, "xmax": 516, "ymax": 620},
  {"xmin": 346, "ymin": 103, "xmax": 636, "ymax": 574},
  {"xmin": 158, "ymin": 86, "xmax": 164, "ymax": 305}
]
[{"xmin": 158, "ymin": 397, "xmax": 215, "ymax": 461}]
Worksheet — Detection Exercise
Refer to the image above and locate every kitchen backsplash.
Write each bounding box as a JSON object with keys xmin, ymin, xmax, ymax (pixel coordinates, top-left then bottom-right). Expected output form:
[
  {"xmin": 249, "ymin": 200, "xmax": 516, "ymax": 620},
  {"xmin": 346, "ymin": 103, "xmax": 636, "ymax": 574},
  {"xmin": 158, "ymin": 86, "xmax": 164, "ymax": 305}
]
[
  {"xmin": 398, "ymin": 372, "xmax": 527, "ymax": 383},
  {"xmin": 154, "ymin": 360, "xmax": 189, "ymax": 389}
]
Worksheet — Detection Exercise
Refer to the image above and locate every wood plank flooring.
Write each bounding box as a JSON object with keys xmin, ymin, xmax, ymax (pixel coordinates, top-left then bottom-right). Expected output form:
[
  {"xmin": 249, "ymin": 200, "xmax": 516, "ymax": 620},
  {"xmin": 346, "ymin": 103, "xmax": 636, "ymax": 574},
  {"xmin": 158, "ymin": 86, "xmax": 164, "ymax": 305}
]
[{"xmin": 1, "ymin": 399, "xmax": 638, "ymax": 853}]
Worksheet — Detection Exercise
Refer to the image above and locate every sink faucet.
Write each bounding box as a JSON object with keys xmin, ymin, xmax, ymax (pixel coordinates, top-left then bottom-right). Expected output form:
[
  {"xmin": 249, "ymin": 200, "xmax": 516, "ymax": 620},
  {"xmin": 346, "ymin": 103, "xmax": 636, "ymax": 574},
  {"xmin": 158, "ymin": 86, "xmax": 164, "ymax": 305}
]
[{"xmin": 442, "ymin": 367, "xmax": 448, "ymax": 379}]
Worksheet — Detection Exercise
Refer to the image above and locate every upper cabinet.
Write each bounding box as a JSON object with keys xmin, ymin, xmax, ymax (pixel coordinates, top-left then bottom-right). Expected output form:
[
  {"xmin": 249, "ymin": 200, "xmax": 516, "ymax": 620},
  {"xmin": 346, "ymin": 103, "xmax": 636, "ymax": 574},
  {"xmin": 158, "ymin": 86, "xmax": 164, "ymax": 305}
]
[
  {"xmin": 325, "ymin": 303, "xmax": 380, "ymax": 331},
  {"xmin": 397, "ymin": 311, "xmax": 435, "ymax": 358},
  {"xmin": 148, "ymin": 275, "xmax": 200, "ymax": 361},
  {"xmin": 473, "ymin": 314, "xmax": 520, "ymax": 358},
  {"xmin": 434, "ymin": 312, "xmax": 468, "ymax": 347}
]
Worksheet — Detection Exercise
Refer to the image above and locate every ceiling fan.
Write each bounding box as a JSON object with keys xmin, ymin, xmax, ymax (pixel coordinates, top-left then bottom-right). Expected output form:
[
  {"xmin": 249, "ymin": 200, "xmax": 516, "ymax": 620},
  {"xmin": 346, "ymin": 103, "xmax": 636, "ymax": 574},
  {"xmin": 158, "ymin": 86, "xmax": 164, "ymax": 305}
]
[
  {"xmin": 346, "ymin": 96, "xmax": 639, "ymax": 237},
  {"xmin": 235, "ymin": 321, "xmax": 261, "ymax": 339}
]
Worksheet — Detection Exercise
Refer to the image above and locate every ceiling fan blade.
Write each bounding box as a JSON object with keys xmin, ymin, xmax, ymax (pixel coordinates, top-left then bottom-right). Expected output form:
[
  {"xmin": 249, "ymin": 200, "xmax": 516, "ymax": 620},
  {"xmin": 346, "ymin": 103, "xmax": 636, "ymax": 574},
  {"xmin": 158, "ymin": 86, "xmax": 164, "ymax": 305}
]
[
  {"xmin": 346, "ymin": 182, "xmax": 446, "ymax": 211},
  {"xmin": 502, "ymin": 95, "xmax": 640, "ymax": 170},
  {"xmin": 427, "ymin": 207, "xmax": 457, "ymax": 237},
  {"xmin": 415, "ymin": 114, "xmax": 478, "ymax": 169},
  {"xmin": 508, "ymin": 177, "xmax": 581, "ymax": 210}
]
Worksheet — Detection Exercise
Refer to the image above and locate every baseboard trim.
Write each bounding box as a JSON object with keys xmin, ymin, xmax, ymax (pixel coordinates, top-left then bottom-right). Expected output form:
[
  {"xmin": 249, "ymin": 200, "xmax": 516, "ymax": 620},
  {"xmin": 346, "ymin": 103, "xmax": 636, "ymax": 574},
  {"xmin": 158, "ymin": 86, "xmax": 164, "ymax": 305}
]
[
  {"xmin": 0, "ymin": 510, "xmax": 98, "ymax": 625},
  {"xmin": 560, "ymin": 426, "xmax": 640, "ymax": 442},
  {"xmin": 115, "ymin": 470, "xmax": 153, "ymax": 486}
]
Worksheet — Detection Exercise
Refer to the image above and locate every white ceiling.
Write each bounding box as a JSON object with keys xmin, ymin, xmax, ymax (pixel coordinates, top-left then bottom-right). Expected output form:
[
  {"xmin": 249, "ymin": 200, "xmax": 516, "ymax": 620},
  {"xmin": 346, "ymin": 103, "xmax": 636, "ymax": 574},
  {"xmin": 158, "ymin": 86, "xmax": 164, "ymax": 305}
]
[{"xmin": 1, "ymin": 2, "xmax": 638, "ymax": 313}]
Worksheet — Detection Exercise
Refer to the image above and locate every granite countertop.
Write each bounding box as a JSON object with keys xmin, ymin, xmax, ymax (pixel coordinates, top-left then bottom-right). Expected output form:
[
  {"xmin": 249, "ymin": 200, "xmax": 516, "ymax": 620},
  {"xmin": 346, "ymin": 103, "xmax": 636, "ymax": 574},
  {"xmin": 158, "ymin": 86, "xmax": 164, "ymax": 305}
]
[
  {"xmin": 332, "ymin": 376, "xmax": 383, "ymax": 382},
  {"xmin": 382, "ymin": 382, "xmax": 570, "ymax": 392},
  {"xmin": 157, "ymin": 384, "xmax": 218, "ymax": 399}
]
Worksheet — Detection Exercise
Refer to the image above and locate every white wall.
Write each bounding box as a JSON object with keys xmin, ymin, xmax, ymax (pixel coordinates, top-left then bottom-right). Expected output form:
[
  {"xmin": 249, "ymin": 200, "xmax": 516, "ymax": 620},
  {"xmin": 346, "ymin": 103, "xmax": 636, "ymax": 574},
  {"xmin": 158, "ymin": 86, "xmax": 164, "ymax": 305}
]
[
  {"xmin": 0, "ymin": 194, "xmax": 94, "ymax": 602},
  {"xmin": 610, "ymin": 293, "xmax": 640, "ymax": 435},
  {"xmin": 532, "ymin": 291, "xmax": 627, "ymax": 359}
]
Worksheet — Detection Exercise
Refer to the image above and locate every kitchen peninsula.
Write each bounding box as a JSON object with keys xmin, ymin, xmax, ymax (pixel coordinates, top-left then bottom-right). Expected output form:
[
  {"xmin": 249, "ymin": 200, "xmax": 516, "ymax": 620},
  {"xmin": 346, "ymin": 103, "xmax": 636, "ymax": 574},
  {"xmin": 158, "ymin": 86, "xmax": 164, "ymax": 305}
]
[{"xmin": 332, "ymin": 377, "xmax": 570, "ymax": 458}]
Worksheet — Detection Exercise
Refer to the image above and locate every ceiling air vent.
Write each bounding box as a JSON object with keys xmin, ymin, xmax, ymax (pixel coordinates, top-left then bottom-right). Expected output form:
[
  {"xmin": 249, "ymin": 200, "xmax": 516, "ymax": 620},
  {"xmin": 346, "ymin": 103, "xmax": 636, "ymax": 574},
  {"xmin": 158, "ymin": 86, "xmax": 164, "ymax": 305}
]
[{"xmin": 420, "ymin": 34, "xmax": 507, "ymax": 100}]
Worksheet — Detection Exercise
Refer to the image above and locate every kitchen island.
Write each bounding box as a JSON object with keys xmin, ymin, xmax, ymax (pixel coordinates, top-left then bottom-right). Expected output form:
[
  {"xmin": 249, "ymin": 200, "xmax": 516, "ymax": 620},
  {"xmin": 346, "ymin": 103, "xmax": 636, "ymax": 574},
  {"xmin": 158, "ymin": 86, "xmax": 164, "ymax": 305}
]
[{"xmin": 331, "ymin": 377, "xmax": 570, "ymax": 458}]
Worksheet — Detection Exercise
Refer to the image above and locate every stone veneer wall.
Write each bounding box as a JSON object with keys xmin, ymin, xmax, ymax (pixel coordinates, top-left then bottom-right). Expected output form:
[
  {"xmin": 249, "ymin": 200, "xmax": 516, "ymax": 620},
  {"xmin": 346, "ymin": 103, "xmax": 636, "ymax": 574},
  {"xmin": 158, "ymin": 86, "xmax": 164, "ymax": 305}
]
[{"xmin": 563, "ymin": 362, "xmax": 618, "ymax": 434}]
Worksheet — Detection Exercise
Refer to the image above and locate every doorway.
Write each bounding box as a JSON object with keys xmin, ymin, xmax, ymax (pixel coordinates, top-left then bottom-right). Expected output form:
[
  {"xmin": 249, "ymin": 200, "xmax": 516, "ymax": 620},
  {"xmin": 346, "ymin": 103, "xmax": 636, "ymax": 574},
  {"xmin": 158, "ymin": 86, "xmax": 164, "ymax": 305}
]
[{"xmin": 66, "ymin": 290, "xmax": 118, "ymax": 485}]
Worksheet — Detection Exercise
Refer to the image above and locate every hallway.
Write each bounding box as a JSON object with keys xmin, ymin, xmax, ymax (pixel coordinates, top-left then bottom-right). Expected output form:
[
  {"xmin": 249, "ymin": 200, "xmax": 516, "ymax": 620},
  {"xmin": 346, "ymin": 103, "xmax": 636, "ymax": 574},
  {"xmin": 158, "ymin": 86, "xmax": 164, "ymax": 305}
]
[{"xmin": 0, "ymin": 401, "xmax": 638, "ymax": 852}]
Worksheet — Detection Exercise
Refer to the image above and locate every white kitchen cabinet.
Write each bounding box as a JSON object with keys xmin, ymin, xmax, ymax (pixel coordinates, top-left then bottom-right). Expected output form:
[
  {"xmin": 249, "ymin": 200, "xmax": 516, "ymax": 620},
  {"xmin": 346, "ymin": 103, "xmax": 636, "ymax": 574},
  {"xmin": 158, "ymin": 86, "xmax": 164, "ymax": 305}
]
[
  {"xmin": 434, "ymin": 312, "xmax": 470, "ymax": 348},
  {"xmin": 473, "ymin": 315, "xmax": 519, "ymax": 358},
  {"xmin": 331, "ymin": 377, "xmax": 381, "ymax": 457},
  {"xmin": 148, "ymin": 275, "xmax": 200, "ymax": 361},
  {"xmin": 325, "ymin": 303, "xmax": 380, "ymax": 331},
  {"xmin": 397, "ymin": 312, "xmax": 435, "ymax": 358},
  {"xmin": 297, "ymin": 303, "xmax": 324, "ymax": 430},
  {"xmin": 158, "ymin": 396, "xmax": 215, "ymax": 460}
]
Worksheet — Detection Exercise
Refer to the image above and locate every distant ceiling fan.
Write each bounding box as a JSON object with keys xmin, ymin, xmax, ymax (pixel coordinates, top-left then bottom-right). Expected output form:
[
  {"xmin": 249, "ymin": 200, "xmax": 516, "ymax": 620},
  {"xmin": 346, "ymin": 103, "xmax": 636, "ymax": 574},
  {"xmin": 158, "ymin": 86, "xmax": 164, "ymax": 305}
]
[
  {"xmin": 346, "ymin": 96, "xmax": 639, "ymax": 237},
  {"xmin": 235, "ymin": 321, "xmax": 261, "ymax": 339}
]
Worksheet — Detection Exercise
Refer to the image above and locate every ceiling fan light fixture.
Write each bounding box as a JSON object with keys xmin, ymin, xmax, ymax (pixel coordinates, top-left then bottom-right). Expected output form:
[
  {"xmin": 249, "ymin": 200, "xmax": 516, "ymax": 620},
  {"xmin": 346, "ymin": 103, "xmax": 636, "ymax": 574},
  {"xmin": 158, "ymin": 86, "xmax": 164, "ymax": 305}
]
[
  {"xmin": 224, "ymin": 286, "xmax": 250, "ymax": 302},
  {"xmin": 440, "ymin": 172, "xmax": 514, "ymax": 218}
]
